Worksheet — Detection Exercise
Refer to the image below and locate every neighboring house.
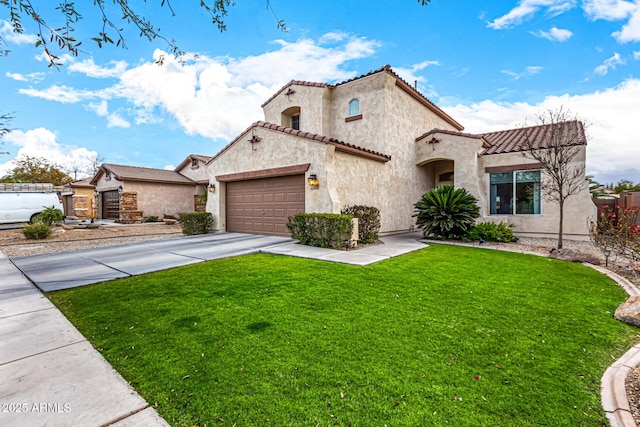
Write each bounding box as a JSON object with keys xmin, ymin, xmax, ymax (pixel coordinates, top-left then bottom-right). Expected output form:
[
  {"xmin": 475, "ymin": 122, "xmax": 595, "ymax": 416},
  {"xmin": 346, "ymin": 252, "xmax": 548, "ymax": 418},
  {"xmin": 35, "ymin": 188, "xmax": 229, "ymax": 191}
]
[
  {"xmin": 205, "ymin": 65, "xmax": 596, "ymax": 239},
  {"xmin": 91, "ymin": 156, "xmax": 210, "ymax": 222},
  {"xmin": 61, "ymin": 178, "xmax": 96, "ymax": 219}
]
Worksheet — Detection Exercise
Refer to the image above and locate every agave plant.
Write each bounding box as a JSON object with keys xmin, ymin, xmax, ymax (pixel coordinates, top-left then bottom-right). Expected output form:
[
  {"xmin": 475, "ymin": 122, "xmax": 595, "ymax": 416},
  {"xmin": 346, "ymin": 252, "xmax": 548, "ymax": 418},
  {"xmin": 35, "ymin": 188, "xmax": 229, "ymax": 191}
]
[{"xmin": 413, "ymin": 185, "xmax": 480, "ymax": 239}]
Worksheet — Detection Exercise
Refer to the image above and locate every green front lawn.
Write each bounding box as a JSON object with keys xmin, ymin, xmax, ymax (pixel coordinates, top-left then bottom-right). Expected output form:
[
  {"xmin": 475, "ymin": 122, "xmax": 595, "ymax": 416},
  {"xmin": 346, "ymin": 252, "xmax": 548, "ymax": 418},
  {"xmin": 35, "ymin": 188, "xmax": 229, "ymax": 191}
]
[{"xmin": 48, "ymin": 244, "xmax": 638, "ymax": 426}]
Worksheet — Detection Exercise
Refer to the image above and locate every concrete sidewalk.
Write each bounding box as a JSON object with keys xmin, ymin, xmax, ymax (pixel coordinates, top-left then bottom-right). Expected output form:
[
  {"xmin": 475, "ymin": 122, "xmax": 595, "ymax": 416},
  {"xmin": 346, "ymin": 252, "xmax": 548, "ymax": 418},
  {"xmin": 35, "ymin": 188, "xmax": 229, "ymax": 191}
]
[
  {"xmin": 0, "ymin": 231, "xmax": 427, "ymax": 426},
  {"xmin": 0, "ymin": 251, "xmax": 170, "ymax": 427}
]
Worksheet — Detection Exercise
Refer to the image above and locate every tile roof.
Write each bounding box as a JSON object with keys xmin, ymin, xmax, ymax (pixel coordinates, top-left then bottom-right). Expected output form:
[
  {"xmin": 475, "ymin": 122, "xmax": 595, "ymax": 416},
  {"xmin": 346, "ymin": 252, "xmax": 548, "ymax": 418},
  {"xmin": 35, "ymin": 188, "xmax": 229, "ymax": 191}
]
[
  {"xmin": 209, "ymin": 121, "xmax": 392, "ymax": 164},
  {"xmin": 418, "ymin": 121, "xmax": 587, "ymax": 155},
  {"xmin": 92, "ymin": 164, "xmax": 196, "ymax": 185},
  {"xmin": 480, "ymin": 120, "xmax": 586, "ymax": 155},
  {"xmin": 260, "ymin": 65, "xmax": 463, "ymax": 131},
  {"xmin": 174, "ymin": 154, "xmax": 213, "ymax": 171},
  {"xmin": 69, "ymin": 177, "xmax": 95, "ymax": 188}
]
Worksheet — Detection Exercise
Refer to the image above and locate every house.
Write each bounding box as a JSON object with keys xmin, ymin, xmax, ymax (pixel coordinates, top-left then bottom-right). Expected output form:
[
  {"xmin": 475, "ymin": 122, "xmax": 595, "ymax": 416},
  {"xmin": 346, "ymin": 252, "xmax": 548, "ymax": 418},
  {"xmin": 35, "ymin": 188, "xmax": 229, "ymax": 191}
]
[
  {"xmin": 205, "ymin": 65, "xmax": 596, "ymax": 239},
  {"xmin": 91, "ymin": 154, "xmax": 212, "ymax": 222},
  {"xmin": 60, "ymin": 178, "xmax": 96, "ymax": 219}
]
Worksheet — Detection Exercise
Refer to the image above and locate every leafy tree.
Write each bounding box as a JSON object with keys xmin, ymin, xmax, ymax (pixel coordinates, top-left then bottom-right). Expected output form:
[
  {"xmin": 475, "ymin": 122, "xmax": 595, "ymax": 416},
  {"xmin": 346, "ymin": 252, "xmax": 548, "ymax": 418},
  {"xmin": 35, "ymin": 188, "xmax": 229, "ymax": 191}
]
[
  {"xmin": 413, "ymin": 185, "xmax": 480, "ymax": 239},
  {"xmin": 0, "ymin": 112, "xmax": 11, "ymax": 156},
  {"xmin": 614, "ymin": 179, "xmax": 640, "ymax": 193},
  {"xmin": 521, "ymin": 107, "xmax": 589, "ymax": 249},
  {"xmin": 1, "ymin": 1, "xmax": 431, "ymax": 67},
  {"xmin": 1, "ymin": 155, "xmax": 72, "ymax": 185}
]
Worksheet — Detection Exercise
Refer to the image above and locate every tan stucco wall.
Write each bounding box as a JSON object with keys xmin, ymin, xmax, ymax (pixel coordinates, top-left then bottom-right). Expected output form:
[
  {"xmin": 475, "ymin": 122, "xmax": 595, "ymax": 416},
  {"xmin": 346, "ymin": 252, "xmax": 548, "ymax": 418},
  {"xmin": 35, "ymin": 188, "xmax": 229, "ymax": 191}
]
[
  {"xmin": 71, "ymin": 187, "xmax": 96, "ymax": 219},
  {"xmin": 478, "ymin": 148, "xmax": 596, "ymax": 239},
  {"xmin": 123, "ymin": 181, "xmax": 196, "ymax": 219},
  {"xmin": 262, "ymin": 85, "xmax": 327, "ymax": 135},
  {"xmin": 207, "ymin": 127, "xmax": 337, "ymax": 232},
  {"xmin": 177, "ymin": 160, "xmax": 209, "ymax": 183}
]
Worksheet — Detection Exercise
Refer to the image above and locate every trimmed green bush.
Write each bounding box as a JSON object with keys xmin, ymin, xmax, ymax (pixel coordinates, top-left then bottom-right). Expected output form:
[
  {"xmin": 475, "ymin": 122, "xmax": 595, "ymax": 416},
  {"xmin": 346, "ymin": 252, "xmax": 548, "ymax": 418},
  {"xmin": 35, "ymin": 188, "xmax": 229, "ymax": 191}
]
[
  {"xmin": 22, "ymin": 222, "xmax": 52, "ymax": 240},
  {"xmin": 341, "ymin": 205, "xmax": 381, "ymax": 243},
  {"xmin": 179, "ymin": 212, "xmax": 214, "ymax": 235},
  {"xmin": 144, "ymin": 216, "xmax": 159, "ymax": 222},
  {"xmin": 413, "ymin": 185, "xmax": 480, "ymax": 239},
  {"xmin": 287, "ymin": 213, "xmax": 354, "ymax": 249},
  {"xmin": 35, "ymin": 206, "xmax": 64, "ymax": 225},
  {"xmin": 465, "ymin": 221, "xmax": 518, "ymax": 242}
]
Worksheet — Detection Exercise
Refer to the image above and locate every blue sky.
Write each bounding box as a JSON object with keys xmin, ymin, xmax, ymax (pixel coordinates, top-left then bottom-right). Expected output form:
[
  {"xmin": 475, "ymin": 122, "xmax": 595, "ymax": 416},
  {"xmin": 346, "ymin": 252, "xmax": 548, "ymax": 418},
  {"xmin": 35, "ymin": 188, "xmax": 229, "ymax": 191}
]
[{"xmin": 1, "ymin": 0, "xmax": 639, "ymax": 184}]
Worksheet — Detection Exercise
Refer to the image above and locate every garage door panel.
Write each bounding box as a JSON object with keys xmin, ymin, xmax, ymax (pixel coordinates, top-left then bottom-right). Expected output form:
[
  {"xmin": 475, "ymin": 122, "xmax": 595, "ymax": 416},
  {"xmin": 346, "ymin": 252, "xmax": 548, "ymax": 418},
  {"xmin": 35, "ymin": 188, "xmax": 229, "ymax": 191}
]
[{"xmin": 226, "ymin": 175, "xmax": 304, "ymax": 236}]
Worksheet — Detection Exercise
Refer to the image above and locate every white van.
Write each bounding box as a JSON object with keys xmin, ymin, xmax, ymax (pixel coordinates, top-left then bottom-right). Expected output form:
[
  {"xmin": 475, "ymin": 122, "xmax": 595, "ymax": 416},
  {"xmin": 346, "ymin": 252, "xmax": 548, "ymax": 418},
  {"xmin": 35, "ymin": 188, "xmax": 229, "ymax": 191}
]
[{"xmin": 0, "ymin": 192, "xmax": 64, "ymax": 224}]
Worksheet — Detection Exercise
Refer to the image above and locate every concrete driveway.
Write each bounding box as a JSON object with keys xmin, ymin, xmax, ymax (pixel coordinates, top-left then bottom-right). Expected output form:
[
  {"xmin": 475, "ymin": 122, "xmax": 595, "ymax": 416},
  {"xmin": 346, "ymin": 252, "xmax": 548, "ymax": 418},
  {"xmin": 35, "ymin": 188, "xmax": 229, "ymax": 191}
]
[{"xmin": 11, "ymin": 232, "xmax": 293, "ymax": 291}]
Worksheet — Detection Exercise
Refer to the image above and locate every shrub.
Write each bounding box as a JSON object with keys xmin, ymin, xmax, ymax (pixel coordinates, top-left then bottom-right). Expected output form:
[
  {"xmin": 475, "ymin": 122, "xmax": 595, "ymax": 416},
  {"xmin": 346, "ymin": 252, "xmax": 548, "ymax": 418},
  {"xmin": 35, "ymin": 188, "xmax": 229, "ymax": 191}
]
[
  {"xmin": 35, "ymin": 206, "xmax": 64, "ymax": 226},
  {"xmin": 22, "ymin": 222, "xmax": 52, "ymax": 240},
  {"xmin": 287, "ymin": 213, "xmax": 354, "ymax": 249},
  {"xmin": 465, "ymin": 221, "xmax": 518, "ymax": 242},
  {"xmin": 144, "ymin": 216, "xmax": 159, "ymax": 222},
  {"xmin": 341, "ymin": 205, "xmax": 380, "ymax": 243},
  {"xmin": 179, "ymin": 212, "xmax": 214, "ymax": 235},
  {"xmin": 413, "ymin": 185, "xmax": 480, "ymax": 239}
]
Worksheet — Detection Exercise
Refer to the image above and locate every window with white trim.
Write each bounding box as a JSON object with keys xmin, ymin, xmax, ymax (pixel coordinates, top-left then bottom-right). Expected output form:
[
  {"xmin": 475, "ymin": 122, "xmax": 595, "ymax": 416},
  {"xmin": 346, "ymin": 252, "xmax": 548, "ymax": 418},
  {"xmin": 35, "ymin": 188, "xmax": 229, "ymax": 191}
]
[
  {"xmin": 348, "ymin": 99, "xmax": 360, "ymax": 116},
  {"xmin": 489, "ymin": 170, "xmax": 541, "ymax": 215}
]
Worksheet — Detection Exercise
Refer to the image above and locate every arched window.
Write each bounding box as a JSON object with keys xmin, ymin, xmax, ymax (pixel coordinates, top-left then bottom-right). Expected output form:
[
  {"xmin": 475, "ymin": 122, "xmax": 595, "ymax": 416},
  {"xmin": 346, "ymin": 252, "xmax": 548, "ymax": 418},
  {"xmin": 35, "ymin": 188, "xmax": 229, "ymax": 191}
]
[
  {"xmin": 281, "ymin": 106, "xmax": 301, "ymax": 130},
  {"xmin": 348, "ymin": 99, "xmax": 360, "ymax": 116}
]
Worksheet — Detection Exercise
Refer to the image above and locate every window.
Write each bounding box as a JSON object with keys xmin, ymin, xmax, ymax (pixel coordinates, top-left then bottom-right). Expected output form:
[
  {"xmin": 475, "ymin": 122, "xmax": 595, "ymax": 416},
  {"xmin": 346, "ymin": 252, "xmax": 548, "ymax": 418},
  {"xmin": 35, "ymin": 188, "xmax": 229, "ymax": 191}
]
[
  {"xmin": 349, "ymin": 99, "xmax": 360, "ymax": 116},
  {"xmin": 191, "ymin": 158, "xmax": 199, "ymax": 169},
  {"xmin": 490, "ymin": 170, "xmax": 541, "ymax": 215},
  {"xmin": 291, "ymin": 114, "xmax": 300, "ymax": 130}
]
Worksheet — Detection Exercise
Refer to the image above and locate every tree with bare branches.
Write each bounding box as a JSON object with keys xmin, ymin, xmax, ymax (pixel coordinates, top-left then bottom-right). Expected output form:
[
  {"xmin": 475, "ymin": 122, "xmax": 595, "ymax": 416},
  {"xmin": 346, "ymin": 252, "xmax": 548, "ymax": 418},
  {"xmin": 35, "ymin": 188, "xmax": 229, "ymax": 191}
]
[{"xmin": 521, "ymin": 107, "xmax": 589, "ymax": 249}]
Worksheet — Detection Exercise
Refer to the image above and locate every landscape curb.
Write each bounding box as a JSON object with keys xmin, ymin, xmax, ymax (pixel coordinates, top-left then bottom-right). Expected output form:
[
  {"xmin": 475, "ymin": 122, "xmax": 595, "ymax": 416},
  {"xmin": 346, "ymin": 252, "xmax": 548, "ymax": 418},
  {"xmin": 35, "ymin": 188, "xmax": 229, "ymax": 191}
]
[{"xmin": 588, "ymin": 264, "xmax": 640, "ymax": 427}]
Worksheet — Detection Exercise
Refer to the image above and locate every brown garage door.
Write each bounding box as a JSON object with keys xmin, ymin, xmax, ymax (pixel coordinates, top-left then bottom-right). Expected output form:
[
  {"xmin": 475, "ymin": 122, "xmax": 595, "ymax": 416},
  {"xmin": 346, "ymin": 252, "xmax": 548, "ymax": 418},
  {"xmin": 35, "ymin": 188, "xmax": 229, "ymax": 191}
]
[
  {"xmin": 102, "ymin": 190, "xmax": 120, "ymax": 220},
  {"xmin": 226, "ymin": 175, "xmax": 305, "ymax": 236}
]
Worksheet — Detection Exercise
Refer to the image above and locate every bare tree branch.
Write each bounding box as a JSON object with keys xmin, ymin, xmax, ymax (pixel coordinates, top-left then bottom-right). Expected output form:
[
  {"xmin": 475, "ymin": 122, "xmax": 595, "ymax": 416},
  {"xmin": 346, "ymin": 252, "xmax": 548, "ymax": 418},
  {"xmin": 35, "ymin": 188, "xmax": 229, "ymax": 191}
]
[{"xmin": 521, "ymin": 107, "xmax": 590, "ymax": 248}]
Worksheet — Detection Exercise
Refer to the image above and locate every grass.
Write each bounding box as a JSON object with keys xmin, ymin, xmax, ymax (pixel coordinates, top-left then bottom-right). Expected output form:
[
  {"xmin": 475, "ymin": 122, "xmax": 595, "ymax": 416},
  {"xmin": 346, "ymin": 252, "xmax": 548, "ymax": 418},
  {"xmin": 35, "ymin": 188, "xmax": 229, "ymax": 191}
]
[{"xmin": 48, "ymin": 244, "xmax": 638, "ymax": 426}]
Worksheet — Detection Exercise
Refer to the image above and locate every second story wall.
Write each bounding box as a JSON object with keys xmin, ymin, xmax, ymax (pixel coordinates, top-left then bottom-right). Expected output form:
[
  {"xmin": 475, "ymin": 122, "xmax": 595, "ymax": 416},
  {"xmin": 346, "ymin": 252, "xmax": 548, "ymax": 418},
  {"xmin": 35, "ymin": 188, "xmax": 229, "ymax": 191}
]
[{"xmin": 262, "ymin": 84, "xmax": 327, "ymax": 136}]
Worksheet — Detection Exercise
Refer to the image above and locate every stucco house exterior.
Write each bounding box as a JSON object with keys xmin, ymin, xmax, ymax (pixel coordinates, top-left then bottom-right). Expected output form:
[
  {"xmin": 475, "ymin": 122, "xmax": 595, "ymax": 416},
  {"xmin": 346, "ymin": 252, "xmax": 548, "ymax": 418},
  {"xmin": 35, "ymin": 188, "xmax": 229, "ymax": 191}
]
[
  {"xmin": 61, "ymin": 178, "xmax": 96, "ymax": 219},
  {"xmin": 206, "ymin": 65, "xmax": 596, "ymax": 239},
  {"xmin": 91, "ymin": 154, "xmax": 212, "ymax": 222}
]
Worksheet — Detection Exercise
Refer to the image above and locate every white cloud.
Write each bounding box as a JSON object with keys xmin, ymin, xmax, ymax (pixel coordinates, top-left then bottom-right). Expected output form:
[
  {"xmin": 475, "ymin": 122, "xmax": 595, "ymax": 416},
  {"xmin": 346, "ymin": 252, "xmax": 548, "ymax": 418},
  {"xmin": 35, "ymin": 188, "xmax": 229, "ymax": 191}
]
[
  {"xmin": 531, "ymin": 27, "xmax": 574, "ymax": 41},
  {"xmin": 594, "ymin": 52, "xmax": 625, "ymax": 75},
  {"xmin": 19, "ymin": 85, "xmax": 99, "ymax": 103},
  {"xmin": 5, "ymin": 71, "xmax": 45, "ymax": 83},
  {"xmin": 583, "ymin": 0, "xmax": 637, "ymax": 21},
  {"xmin": 106, "ymin": 113, "xmax": 131, "ymax": 128},
  {"xmin": 488, "ymin": 0, "xmax": 577, "ymax": 29},
  {"xmin": 0, "ymin": 20, "xmax": 37, "ymax": 44},
  {"xmin": 86, "ymin": 100, "xmax": 109, "ymax": 116},
  {"xmin": 68, "ymin": 58, "xmax": 129, "ymax": 78},
  {"xmin": 502, "ymin": 66, "xmax": 544, "ymax": 80},
  {"xmin": 394, "ymin": 61, "xmax": 440, "ymax": 88},
  {"xmin": 634, "ymin": 51, "xmax": 640, "ymax": 59},
  {"xmin": 612, "ymin": 3, "xmax": 640, "ymax": 42},
  {"xmin": 0, "ymin": 128, "xmax": 99, "ymax": 179},
  {"xmin": 443, "ymin": 78, "xmax": 640, "ymax": 183}
]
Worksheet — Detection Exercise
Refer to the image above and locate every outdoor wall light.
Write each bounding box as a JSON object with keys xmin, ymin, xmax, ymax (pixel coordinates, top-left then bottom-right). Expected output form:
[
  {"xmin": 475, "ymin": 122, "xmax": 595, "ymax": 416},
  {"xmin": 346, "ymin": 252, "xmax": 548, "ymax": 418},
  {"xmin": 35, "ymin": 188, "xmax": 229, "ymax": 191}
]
[
  {"xmin": 208, "ymin": 183, "xmax": 216, "ymax": 193},
  {"xmin": 307, "ymin": 174, "xmax": 319, "ymax": 188}
]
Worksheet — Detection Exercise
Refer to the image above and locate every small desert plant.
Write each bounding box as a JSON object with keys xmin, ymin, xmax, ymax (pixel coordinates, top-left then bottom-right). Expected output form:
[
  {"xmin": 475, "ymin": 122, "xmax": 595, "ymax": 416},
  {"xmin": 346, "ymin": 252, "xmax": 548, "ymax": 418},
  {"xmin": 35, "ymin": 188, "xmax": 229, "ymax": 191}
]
[
  {"xmin": 413, "ymin": 185, "xmax": 480, "ymax": 239},
  {"xmin": 179, "ymin": 212, "xmax": 214, "ymax": 235},
  {"xmin": 465, "ymin": 221, "xmax": 518, "ymax": 242},
  {"xmin": 144, "ymin": 216, "xmax": 159, "ymax": 222},
  {"xmin": 35, "ymin": 206, "xmax": 64, "ymax": 225},
  {"xmin": 22, "ymin": 222, "xmax": 52, "ymax": 240}
]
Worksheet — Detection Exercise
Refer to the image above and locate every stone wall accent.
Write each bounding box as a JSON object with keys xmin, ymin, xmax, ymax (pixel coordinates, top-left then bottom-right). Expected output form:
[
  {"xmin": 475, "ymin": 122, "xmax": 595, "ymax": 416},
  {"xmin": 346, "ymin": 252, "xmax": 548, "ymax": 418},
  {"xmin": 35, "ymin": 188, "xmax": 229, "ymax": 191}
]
[
  {"xmin": 72, "ymin": 195, "xmax": 89, "ymax": 219},
  {"xmin": 118, "ymin": 192, "xmax": 143, "ymax": 223}
]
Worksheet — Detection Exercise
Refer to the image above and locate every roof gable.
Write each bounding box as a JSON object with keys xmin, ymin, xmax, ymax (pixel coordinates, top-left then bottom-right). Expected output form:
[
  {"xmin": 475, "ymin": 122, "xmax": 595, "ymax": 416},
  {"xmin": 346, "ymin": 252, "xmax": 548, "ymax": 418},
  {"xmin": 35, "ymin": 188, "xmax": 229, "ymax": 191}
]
[
  {"xmin": 260, "ymin": 65, "xmax": 463, "ymax": 131},
  {"xmin": 91, "ymin": 163, "xmax": 196, "ymax": 185},
  {"xmin": 174, "ymin": 154, "xmax": 213, "ymax": 172},
  {"xmin": 209, "ymin": 121, "xmax": 392, "ymax": 164}
]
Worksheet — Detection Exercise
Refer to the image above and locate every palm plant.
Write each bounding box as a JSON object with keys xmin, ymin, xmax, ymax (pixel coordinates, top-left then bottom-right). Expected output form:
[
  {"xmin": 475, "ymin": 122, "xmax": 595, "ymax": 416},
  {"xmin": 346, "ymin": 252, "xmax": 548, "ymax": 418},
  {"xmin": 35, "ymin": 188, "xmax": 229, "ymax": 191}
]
[{"xmin": 414, "ymin": 185, "xmax": 480, "ymax": 239}]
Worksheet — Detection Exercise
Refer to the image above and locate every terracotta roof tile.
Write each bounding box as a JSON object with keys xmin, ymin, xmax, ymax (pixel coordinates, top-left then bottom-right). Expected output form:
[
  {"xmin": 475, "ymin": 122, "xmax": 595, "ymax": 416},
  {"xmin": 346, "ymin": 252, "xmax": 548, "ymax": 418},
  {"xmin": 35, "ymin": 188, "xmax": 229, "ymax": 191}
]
[
  {"xmin": 418, "ymin": 121, "xmax": 586, "ymax": 155},
  {"xmin": 260, "ymin": 80, "xmax": 327, "ymax": 108},
  {"xmin": 481, "ymin": 120, "xmax": 586, "ymax": 155}
]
